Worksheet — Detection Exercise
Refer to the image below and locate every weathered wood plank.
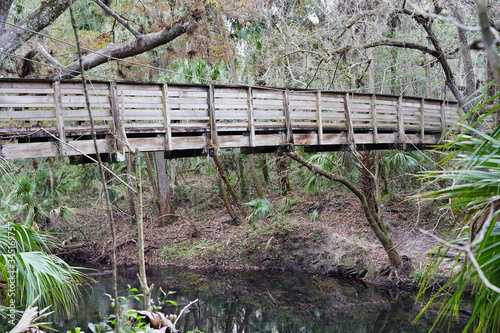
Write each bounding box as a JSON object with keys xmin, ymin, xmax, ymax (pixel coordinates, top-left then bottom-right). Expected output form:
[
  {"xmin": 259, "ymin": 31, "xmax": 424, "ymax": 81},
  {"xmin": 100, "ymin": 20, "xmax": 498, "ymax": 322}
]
[
  {"xmin": 371, "ymin": 95, "xmax": 378, "ymax": 144},
  {"xmin": 246, "ymin": 87, "xmax": 256, "ymax": 147},
  {"xmin": 208, "ymin": 85, "xmax": 219, "ymax": 149},
  {"xmin": 316, "ymin": 91, "xmax": 323, "ymax": 145},
  {"xmin": 53, "ymin": 81, "xmax": 66, "ymax": 156},
  {"xmin": 110, "ymin": 81, "xmax": 127, "ymax": 150},
  {"xmin": 161, "ymin": 83, "xmax": 172, "ymax": 151}
]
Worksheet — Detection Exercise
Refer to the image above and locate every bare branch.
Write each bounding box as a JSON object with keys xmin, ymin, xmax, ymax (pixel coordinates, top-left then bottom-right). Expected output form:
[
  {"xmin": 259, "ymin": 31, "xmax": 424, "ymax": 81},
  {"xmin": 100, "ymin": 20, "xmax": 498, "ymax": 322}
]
[
  {"xmin": 35, "ymin": 43, "xmax": 63, "ymax": 70},
  {"xmin": 406, "ymin": 0, "xmax": 480, "ymax": 31},
  {"xmin": 360, "ymin": 40, "xmax": 441, "ymax": 58},
  {"xmin": 93, "ymin": 0, "xmax": 142, "ymax": 39},
  {"xmin": 53, "ymin": 17, "xmax": 193, "ymax": 80}
]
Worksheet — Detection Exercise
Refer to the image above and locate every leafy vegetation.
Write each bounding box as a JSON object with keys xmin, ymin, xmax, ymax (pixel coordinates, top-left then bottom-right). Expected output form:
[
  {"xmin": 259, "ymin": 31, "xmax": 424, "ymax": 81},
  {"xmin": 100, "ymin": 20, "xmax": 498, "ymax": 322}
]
[{"xmin": 416, "ymin": 99, "xmax": 500, "ymax": 332}]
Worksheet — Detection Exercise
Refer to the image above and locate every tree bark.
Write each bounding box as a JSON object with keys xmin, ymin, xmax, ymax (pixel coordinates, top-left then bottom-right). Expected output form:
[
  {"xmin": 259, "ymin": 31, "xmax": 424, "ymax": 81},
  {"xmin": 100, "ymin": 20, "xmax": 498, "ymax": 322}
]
[
  {"xmin": 0, "ymin": 0, "xmax": 14, "ymax": 35},
  {"xmin": 154, "ymin": 151, "xmax": 173, "ymax": 225},
  {"xmin": 68, "ymin": 5, "xmax": 121, "ymax": 329},
  {"xmin": 134, "ymin": 150, "xmax": 152, "ymax": 311},
  {"xmin": 53, "ymin": 17, "xmax": 193, "ymax": 79},
  {"xmin": 286, "ymin": 152, "xmax": 403, "ymax": 277},
  {"xmin": 0, "ymin": 0, "xmax": 76, "ymax": 69},
  {"xmin": 452, "ymin": 5, "xmax": 476, "ymax": 102},
  {"xmin": 213, "ymin": 155, "xmax": 247, "ymax": 218},
  {"xmin": 215, "ymin": 164, "xmax": 240, "ymax": 225},
  {"xmin": 276, "ymin": 152, "xmax": 292, "ymax": 194},
  {"xmin": 248, "ymin": 154, "xmax": 265, "ymax": 198}
]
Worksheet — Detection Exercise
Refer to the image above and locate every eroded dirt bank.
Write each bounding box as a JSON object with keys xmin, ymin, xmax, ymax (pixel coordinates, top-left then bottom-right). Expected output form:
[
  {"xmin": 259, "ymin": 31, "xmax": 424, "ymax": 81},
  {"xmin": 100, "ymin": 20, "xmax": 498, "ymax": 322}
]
[{"xmin": 57, "ymin": 188, "xmax": 451, "ymax": 286}]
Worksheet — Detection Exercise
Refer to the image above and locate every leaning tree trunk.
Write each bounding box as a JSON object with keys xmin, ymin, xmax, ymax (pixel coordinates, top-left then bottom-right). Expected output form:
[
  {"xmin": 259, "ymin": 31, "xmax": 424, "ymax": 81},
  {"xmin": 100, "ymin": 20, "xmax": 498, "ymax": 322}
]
[
  {"xmin": 286, "ymin": 152, "xmax": 403, "ymax": 278},
  {"xmin": 248, "ymin": 154, "xmax": 265, "ymax": 198},
  {"xmin": 212, "ymin": 155, "xmax": 247, "ymax": 218}
]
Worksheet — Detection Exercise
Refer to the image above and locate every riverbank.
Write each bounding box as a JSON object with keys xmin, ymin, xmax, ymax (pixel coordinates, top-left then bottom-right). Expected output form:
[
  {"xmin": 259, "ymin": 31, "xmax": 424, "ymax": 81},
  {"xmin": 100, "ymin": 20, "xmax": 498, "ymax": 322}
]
[{"xmin": 57, "ymin": 185, "xmax": 453, "ymax": 287}]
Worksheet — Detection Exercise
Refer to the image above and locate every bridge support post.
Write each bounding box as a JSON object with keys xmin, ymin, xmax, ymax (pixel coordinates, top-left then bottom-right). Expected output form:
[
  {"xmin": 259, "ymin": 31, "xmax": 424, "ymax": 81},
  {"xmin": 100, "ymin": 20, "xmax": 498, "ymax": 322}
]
[
  {"xmin": 53, "ymin": 80, "xmax": 67, "ymax": 156},
  {"xmin": 154, "ymin": 151, "xmax": 172, "ymax": 225},
  {"xmin": 110, "ymin": 81, "xmax": 127, "ymax": 151},
  {"xmin": 283, "ymin": 89, "xmax": 294, "ymax": 144},
  {"xmin": 161, "ymin": 83, "xmax": 173, "ymax": 151},
  {"xmin": 396, "ymin": 95, "xmax": 406, "ymax": 149},
  {"xmin": 343, "ymin": 93, "xmax": 355, "ymax": 149},
  {"xmin": 316, "ymin": 91, "xmax": 323, "ymax": 145},
  {"xmin": 208, "ymin": 84, "xmax": 220, "ymax": 152},
  {"xmin": 370, "ymin": 94, "xmax": 379, "ymax": 144},
  {"xmin": 246, "ymin": 87, "xmax": 256, "ymax": 147},
  {"xmin": 419, "ymin": 98, "xmax": 425, "ymax": 143}
]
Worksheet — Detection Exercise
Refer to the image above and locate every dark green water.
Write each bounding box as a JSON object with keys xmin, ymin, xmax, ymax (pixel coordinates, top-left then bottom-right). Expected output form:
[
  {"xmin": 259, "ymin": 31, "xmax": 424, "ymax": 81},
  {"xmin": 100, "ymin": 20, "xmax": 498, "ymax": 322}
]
[{"xmin": 57, "ymin": 268, "xmax": 469, "ymax": 333}]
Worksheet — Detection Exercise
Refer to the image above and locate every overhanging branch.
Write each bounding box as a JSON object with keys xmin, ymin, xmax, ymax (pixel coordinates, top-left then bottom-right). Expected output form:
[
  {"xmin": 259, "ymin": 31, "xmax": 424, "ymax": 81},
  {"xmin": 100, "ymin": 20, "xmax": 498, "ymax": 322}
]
[
  {"xmin": 93, "ymin": 0, "xmax": 142, "ymax": 39},
  {"xmin": 53, "ymin": 17, "xmax": 193, "ymax": 80}
]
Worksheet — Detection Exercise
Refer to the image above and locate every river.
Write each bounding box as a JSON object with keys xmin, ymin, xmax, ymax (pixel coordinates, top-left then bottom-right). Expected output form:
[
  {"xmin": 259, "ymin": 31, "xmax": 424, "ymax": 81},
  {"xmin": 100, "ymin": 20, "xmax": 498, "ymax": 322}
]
[{"xmin": 56, "ymin": 267, "xmax": 469, "ymax": 333}]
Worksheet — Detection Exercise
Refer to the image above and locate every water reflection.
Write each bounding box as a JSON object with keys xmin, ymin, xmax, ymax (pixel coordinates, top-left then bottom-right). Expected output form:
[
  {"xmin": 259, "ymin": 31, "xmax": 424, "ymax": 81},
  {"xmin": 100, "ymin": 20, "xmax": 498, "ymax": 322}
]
[{"xmin": 58, "ymin": 268, "xmax": 468, "ymax": 333}]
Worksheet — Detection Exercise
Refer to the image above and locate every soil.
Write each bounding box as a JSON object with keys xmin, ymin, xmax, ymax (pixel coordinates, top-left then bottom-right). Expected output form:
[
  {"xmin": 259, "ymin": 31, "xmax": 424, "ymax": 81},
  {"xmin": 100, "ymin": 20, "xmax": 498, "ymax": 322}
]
[{"xmin": 56, "ymin": 173, "xmax": 454, "ymax": 287}]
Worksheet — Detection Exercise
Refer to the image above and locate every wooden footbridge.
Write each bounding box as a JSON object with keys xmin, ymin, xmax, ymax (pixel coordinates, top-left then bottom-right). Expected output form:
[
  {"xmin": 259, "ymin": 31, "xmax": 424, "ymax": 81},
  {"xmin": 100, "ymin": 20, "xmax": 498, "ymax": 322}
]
[{"xmin": 0, "ymin": 78, "xmax": 465, "ymax": 160}]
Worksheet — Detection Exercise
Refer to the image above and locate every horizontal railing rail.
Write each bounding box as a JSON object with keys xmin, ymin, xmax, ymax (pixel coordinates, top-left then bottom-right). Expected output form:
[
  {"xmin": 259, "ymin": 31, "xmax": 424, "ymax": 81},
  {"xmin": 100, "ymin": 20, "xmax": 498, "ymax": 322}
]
[{"xmin": 0, "ymin": 78, "xmax": 484, "ymax": 160}]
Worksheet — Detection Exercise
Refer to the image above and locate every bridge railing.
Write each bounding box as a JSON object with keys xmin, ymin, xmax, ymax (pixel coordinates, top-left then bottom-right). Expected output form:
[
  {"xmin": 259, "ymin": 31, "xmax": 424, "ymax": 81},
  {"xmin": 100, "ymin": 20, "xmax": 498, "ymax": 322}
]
[{"xmin": 0, "ymin": 78, "xmax": 473, "ymax": 159}]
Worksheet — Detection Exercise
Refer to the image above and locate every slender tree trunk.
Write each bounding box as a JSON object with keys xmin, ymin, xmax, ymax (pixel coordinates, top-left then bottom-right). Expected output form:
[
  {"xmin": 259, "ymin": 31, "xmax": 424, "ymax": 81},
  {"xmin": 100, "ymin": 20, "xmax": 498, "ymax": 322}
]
[
  {"xmin": 286, "ymin": 152, "xmax": 403, "ymax": 277},
  {"xmin": 144, "ymin": 152, "xmax": 158, "ymax": 198},
  {"xmin": 216, "ymin": 165, "xmax": 240, "ymax": 225},
  {"xmin": 260, "ymin": 155, "xmax": 270, "ymax": 184},
  {"xmin": 237, "ymin": 155, "xmax": 247, "ymax": 199},
  {"xmin": 213, "ymin": 155, "xmax": 247, "ymax": 218},
  {"xmin": 69, "ymin": 5, "xmax": 120, "ymax": 330},
  {"xmin": 154, "ymin": 151, "xmax": 173, "ymax": 225},
  {"xmin": 126, "ymin": 153, "xmax": 137, "ymax": 223},
  {"xmin": 224, "ymin": 299, "xmax": 239, "ymax": 333},
  {"xmin": 248, "ymin": 154, "xmax": 265, "ymax": 198},
  {"xmin": 133, "ymin": 150, "xmax": 152, "ymax": 310}
]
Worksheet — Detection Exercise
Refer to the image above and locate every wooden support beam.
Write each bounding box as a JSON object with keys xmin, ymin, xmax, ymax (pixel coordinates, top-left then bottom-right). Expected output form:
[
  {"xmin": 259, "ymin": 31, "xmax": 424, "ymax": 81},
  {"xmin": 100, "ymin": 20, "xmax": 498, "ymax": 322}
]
[
  {"xmin": 283, "ymin": 89, "xmax": 294, "ymax": 144},
  {"xmin": 246, "ymin": 87, "xmax": 256, "ymax": 147},
  {"xmin": 161, "ymin": 83, "xmax": 172, "ymax": 151},
  {"xmin": 419, "ymin": 98, "xmax": 425, "ymax": 142},
  {"xmin": 154, "ymin": 150, "xmax": 171, "ymax": 225},
  {"xmin": 316, "ymin": 91, "xmax": 323, "ymax": 145},
  {"xmin": 343, "ymin": 93, "xmax": 355, "ymax": 144},
  {"xmin": 110, "ymin": 81, "xmax": 126, "ymax": 151},
  {"xmin": 370, "ymin": 94, "xmax": 378, "ymax": 144},
  {"xmin": 396, "ymin": 95, "xmax": 405, "ymax": 144},
  {"xmin": 207, "ymin": 84, "xmax": 220, "ymax": 150},
  {"xmin": 53, "ymin": 80, "xmax": 66, "ymax": 156}
]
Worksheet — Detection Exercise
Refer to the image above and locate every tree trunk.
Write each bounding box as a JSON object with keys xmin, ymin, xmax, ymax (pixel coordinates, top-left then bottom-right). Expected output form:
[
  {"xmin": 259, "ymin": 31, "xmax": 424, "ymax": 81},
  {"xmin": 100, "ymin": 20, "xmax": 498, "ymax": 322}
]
[
  {"xmin": 286, "ymin": 152, "xmax": 403, "ymax": 277},
  {"xmin": 276, "ymin": 152, "xmax": 292, "ymax": 194},
  {"xmin": 126, "ymin": 153, "xmax": 137, "ymax": 223},
  {"xmin": 0, "ymin": 0, "xmax": 76, "ymax": 69},
  {"xmin": 216, "ymin": 164, "xmax": 240, "ymax": 225},
  {"xmin": 154, "ymin": 151, "xmax": 173, "ymax": 225},
  {"xmin": 69, "ymin": 6, "xmax": 121, "ymax": 329},
  {"xmin": 248, "ymin": 154, "xmax": 265, "ymax": 198},
  {"xmin": 133, "ymin": 150, "xmax": 152, "ymax": 310},
  {"xmin": 452, "ymin": 5, "xmax": 477, "ymax": 104},
  {"xmin": 260, "ymin": 155, "xmax": 270, "ymax": 184},
  {"xmin": 237, "ymin": 155, "xmax": 247, "ymax": 199},
  {"xmin": 213, "ymin": 155, "xmax": 246, "ymax": 218}
]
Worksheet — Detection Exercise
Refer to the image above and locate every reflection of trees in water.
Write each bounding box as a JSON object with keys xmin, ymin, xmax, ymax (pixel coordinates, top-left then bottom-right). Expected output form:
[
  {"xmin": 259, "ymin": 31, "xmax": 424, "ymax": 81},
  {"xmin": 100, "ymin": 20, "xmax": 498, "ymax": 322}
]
[
  {"xmin": 165, "ymin": 272, "xmax": 468, "ymax": 333},
  {"xmin": 58, "ymin": 269, "xmax": 469, "ymax": 332}
]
